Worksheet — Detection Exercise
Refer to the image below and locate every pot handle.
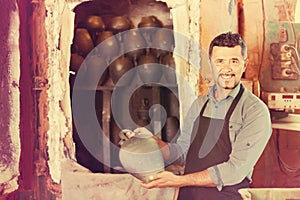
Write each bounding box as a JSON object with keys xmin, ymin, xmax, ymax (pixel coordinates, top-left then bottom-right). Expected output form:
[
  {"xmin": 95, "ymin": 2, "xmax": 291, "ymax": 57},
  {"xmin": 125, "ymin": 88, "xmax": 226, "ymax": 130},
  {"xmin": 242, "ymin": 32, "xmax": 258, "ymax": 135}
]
[{"xmin": 119, "ymin": 129, "xmax": 135, "ymax": 140}]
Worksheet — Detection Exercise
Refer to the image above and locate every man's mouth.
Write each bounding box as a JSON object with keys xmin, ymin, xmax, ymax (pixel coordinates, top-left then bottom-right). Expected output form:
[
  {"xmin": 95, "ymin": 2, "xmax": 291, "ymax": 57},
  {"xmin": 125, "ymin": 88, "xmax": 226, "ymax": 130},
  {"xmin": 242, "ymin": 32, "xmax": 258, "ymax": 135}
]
[{"xmin": 219, "ymin": 73, "xmax": 235, "ymax": 79}]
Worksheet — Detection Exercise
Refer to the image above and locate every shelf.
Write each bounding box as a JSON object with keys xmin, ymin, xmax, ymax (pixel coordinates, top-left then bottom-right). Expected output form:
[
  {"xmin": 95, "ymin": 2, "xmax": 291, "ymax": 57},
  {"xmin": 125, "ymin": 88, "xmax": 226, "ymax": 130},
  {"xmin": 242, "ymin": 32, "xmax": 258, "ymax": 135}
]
[
  {"xmin": 72, "ymin": 83, "xmax": 178, "ymax": 91},
  {"xmin": 272, "ymin": 122, "xmax": 300, "ymax": 131}
]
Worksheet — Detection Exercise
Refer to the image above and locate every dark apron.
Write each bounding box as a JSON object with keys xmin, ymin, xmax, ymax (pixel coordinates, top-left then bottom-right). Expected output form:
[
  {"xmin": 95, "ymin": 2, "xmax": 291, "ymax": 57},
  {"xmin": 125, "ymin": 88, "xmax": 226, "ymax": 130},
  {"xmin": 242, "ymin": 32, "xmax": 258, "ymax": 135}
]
[{"xmin": 178, "ymin": 84, "xmax": 249, "ymax": 200}]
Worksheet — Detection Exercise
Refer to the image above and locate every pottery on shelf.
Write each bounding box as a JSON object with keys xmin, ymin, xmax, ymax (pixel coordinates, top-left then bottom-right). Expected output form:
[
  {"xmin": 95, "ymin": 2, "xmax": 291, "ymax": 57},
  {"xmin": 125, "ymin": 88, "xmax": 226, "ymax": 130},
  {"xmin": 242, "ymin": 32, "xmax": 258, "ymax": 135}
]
[
  {"xmin": 74, "ymin": 28, "xmax": 95, "ymax": 57},
  {"xmin": 84, "ymin": 54, "xmax": 108, "ymax": 86},
  {"xmin": 95, "ymin": 31, "xmax": 120, "ymax": 61},
  {"xmin": 137, "ymin": 54, "xmax": 162, "ymax": 83},
  {"xmin": 109, "ymin": 56, "xmax": 135, "ymax": 86}
]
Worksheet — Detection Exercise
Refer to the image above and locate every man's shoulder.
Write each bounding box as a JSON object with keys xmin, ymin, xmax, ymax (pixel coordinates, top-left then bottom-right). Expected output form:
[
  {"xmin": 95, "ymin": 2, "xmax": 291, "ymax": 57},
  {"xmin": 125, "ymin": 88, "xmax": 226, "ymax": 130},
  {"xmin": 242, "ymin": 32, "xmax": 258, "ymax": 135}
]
[{"xmin": 241, "ymin": 88, "xmax": 269, "ymax": 112}]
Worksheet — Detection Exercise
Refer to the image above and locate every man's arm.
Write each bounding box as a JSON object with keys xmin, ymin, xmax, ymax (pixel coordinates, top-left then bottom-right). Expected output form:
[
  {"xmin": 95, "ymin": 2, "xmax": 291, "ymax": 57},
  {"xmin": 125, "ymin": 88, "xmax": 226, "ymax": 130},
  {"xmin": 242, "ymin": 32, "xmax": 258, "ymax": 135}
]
[
  {"xmin": 207, "ymin": 99, "xmax": 272, "ymax": 189},
  {"xmin": 140, "ymin": 169, "xmax": 216, "ymax": 189}
]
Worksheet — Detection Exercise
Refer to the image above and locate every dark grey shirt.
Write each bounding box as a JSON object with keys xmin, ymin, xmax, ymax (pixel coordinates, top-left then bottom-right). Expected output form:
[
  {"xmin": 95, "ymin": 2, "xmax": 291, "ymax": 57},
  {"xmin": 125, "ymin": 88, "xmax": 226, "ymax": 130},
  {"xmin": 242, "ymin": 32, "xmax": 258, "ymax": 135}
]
[{"xmin": 168, "ymin": 82, "xmax": 272, "ymax": 190}]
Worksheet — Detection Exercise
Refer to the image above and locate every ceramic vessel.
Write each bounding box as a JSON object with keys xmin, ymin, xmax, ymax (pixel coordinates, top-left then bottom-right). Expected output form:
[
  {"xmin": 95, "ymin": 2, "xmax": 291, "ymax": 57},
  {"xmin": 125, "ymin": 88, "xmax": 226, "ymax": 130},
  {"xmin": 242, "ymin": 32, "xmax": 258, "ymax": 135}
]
[
  {"xmin": 109, "ymin": 56, "xmax": 135, "ymax": 85},
  {"xmin": 119, "ymin": 130, "xmax": 164, "ymax": 183}
]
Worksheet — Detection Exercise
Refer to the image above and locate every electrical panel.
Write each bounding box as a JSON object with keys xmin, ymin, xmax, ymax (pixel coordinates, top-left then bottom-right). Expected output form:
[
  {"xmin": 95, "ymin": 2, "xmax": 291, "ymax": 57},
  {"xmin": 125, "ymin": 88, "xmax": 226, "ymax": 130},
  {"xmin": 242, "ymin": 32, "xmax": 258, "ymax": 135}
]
[{"xmin": 262, "ymin": 92, "xmax": 300, "ymax": 112}]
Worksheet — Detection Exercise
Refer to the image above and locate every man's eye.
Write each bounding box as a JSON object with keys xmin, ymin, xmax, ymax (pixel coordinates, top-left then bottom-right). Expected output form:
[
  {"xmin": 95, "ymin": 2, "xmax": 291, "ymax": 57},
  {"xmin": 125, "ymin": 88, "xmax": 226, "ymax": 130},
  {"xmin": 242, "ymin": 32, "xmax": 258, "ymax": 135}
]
[{"xmin": 216, "ymin": 59, "xmax": 223, "ymax": 64}]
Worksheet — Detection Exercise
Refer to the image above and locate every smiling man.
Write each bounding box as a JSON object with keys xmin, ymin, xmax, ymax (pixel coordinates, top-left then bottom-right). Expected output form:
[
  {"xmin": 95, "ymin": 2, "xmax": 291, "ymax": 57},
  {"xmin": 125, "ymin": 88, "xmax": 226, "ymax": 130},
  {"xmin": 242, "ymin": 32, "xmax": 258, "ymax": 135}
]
[{"xmin": 136, "ymin": 32, "xmax": 272, "ymax": 200}]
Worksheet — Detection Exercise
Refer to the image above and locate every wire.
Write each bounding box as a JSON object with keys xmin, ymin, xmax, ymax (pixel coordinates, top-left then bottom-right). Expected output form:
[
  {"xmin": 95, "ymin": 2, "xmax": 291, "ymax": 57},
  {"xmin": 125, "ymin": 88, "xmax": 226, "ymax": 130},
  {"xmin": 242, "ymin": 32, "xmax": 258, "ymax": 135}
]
[
  {"xmin": 276, "ymin": 129, "xmax": 300, "ymax": 177},
  {"xmin": 258, "ymin": 0, "xmax": 266, "ymax": 83},
  {"xmin": 283, "ymin": 44, "xmax": 300, "ymax": 76}
]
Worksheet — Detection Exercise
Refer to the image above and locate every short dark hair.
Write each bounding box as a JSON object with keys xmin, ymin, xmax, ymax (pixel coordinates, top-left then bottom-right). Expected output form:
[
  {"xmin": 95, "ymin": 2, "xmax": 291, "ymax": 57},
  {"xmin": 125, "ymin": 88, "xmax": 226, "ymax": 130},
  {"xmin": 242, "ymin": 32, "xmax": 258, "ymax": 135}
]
[{"xmin": 208, "ymin": 32, "xmax": 247, "ymax": 60}]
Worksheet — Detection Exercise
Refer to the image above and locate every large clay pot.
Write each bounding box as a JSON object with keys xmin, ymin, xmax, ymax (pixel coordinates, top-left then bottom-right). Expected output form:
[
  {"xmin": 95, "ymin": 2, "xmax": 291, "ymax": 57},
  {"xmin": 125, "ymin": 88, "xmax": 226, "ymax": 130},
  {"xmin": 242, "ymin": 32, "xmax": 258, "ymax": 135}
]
[
  {"xmin": 138, "ymin": 16, "xmax": 163, "ymax": 44},
  {"xmin": 161, "ymin": 53, "xmax": 177, "ymax": 84},
  {"xmin": 74, "ymin": 28, "xmax": 95, "ymax": 57},
  {"xmin": 138, "ymin": 16, "xmax": 163, "ymax": 28},
  {"xmin": 123, "ymin": 29, "xmax": 147, "ymax": 60},
  {"xmin": 137, "ymin": 54, "xmax": 162, "ymax": 83},
  {"xmin": 151, "ymin": 28, "xmax": 175, "ymax": 58},
  {"xmin": 95, "ymin": 31, "xmax": 120, "ymax": 61},
  {"xmin": 119, "ymin": 130, "xmax": 164, "ymax": 183},
  {"xmin": 85, "ymin": 15, "xmax": 106, "ymax": 32},
  {"xmin": 108, "ymin": 16, "xmax": 132, "ymax": 34},
  {"xmin": 85, "ymin": 15, "xmax": 106, "ymax": 43},
  {"xmin": 109, "ymin": 56, "xmax": 135, "ymax": 86},
  {"xmin": 136, "ymin": 98, "xmax": 150, "ymax": 127},
  {"xmin": 70, "ymin": 53, "xmax": 85, "ymax": 72},
  {"xmin": 168, "ymin": 92, "xmax": 179, "ymax": 117},
  {"xmin": 84, "ymin": 54, "xmax": 108, "ymax": 86},
  {"xmin": 162, "ymin": 116, "xmax": 180, "ymax": 142}
]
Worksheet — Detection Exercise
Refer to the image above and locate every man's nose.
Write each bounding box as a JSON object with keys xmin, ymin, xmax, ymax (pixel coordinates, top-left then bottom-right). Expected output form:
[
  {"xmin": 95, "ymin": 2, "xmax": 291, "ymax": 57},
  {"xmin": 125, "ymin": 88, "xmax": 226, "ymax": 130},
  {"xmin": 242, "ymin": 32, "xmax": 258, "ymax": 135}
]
[{"xmin": 222, "ymin": 60, "xmax": 232, "ymax": 69}]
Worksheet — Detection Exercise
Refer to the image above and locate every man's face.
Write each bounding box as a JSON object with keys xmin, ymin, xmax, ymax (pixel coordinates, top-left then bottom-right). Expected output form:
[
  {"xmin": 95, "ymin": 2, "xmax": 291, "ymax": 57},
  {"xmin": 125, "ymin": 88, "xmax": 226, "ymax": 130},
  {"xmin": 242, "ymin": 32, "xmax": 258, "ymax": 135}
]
[{"xmin": 210, "ymin": 45, "xmax": 247, "ymax": 90}]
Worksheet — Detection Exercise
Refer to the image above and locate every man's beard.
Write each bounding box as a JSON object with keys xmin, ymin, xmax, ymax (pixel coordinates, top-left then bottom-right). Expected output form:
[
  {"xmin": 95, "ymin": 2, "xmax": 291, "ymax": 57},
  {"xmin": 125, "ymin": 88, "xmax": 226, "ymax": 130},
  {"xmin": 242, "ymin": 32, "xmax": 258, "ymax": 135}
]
[{"xmin": 217, "ymin": 75, "xmax": 237, "ymax": 89}]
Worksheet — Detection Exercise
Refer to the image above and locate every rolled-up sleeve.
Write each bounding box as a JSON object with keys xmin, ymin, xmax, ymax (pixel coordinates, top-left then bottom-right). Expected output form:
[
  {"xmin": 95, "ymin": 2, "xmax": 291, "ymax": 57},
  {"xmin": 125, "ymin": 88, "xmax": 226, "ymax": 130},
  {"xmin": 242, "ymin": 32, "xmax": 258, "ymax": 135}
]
[{"xmin": 207, "ymin": 100, "xmax": 272, "ymax": 190}]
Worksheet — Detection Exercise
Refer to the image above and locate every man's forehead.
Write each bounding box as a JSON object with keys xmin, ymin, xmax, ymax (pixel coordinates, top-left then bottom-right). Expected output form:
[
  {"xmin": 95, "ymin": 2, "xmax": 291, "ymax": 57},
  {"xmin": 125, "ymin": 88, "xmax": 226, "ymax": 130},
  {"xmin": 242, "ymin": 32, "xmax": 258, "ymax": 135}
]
[{"xmin": 211, "ymin": 46, "xmax": 243, "ymax": 58}]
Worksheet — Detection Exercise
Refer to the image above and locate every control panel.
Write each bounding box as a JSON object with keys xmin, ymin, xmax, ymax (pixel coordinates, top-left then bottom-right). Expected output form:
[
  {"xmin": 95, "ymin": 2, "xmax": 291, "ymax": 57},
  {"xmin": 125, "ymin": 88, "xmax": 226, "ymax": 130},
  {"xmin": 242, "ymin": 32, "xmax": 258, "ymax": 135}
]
[{"xmin": 262, "ymin": 91, "xmax": 300, "ymax": 112}]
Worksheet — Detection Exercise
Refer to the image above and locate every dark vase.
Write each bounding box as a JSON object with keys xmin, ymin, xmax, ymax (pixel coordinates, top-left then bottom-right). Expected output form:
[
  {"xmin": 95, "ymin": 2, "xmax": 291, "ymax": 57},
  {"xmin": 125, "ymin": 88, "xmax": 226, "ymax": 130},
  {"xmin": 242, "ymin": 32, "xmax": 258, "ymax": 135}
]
[
  {"xmin": 84, "ymin": 54, "xmax": 108, "ymax": 86},
  {"xmin": 137, "ymin": 54, "xmax": 162, "ymax": 83},
  {"xmin": 95, "ymin": 31, "xmax": 120, "ymax": 61},
  {"xmin": 151, "ymin": 28, "xmax": 175, "ymax": 58},
  {"xmin": 107, "ymin": 16, "xmax": 132, "ymax": 35},
  {"xmin": 85, "ymin": 15, "xmax": 106, "ymax": 43},
  {"xmin": 109, "ymin": 56, "xmax": 135, "ymax": 86},
  {"xmin": 161, "ymin": 53, "xmax": 177, "ymax": 84},
  {"xmin": 123, "ymin": 29, "xmax": 147, "ymax": 61},
  {"xmin": 74, "ymin": 28, "xmax": 95, "ymax": 57},
  {"xmin": 70, "ymin": 53, "xmax": 85, "ymax": 73},
  {"xmin": 162, "ymin": 116, "xmax": 180, "ymax": 142}
]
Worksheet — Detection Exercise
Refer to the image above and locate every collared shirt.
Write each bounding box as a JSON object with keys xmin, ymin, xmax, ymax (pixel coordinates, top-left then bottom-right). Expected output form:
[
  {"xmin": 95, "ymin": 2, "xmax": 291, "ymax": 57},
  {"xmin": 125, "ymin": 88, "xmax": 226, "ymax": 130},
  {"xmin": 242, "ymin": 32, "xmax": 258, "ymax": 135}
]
[{"xmin": 168, "ymin": 82, "xmax": 272, "ymax": 190}]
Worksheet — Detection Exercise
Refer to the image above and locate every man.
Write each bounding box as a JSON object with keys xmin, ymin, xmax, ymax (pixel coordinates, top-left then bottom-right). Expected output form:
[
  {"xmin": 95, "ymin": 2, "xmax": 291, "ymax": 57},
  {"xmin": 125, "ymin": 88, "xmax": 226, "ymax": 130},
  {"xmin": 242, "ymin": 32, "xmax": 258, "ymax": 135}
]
[{"xmin": 135, "ymin": 32, "xmax": 272, "ymax": 199}]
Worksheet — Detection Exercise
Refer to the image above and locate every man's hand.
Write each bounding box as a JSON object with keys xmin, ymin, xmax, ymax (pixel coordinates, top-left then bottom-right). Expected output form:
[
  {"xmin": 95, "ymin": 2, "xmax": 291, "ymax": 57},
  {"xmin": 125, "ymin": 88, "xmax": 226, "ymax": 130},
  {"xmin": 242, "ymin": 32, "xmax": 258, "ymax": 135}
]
[
  {"xmin": 140, "ymin": 170, "xmax": 217, "ymax": 189},
  {"xmin": 133, "ymin": 127, "xmax": 153, "ymax": 137},
  {"xmin": 140, "ymin": 171, "xmax": 182, "ymax": 189},
  {"xmin": 134, "ymin": 127, "xmax": 171, "ymax": 160}
]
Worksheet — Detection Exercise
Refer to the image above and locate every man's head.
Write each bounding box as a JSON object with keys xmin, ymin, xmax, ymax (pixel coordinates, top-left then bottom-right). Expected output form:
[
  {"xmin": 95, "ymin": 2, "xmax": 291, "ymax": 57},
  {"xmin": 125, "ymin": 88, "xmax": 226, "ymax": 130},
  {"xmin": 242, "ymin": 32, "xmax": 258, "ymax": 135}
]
[
  {"xmin": 209, "ymin": 32, "xmax": 247, "ymax": 60},
  {"xmin": 208, "ymin": 32, "xmax": 248, "ymax": 91}
]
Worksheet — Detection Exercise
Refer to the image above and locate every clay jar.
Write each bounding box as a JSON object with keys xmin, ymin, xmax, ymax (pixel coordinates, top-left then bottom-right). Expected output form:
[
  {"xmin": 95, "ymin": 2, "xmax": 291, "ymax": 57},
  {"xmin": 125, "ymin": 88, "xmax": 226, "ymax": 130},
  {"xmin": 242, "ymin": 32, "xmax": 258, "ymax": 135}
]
[
  {"xmin": 138, "ymin": 16, "xmax": 163, "ymax": 43},
  {"xmin": 138, "ymin": 16, "xmax": 163, "ymax": 28},
  {"xmin": 162, "ymin": 116, "xmax": 180, "ymax": 142},
  {"xmin": 84, "ymin": 54, "xmax": 108, "ymax": 86},
  {"xmin": 85, "ymin": 15, "xmax": 106, "ymax": 42},
  {"xmin": 108, "ymin": 16, "xmax": 132, "ymax": 35},
  {"xmin": 70, "ymin": 53, "xmax": 85, "ymax": 73},
  {"xmin": 151, "ymin": 28, "xmax": 175, "ymax": 58},
  {"xmin": 123, "ymin": 29, "xmax": 146, "ymax": 61},
  {"xmin": 137, "ymin": 54, "xmax": 162, "ymax": 83},
  {"xmin": 119, "ymin": 131, "xmax": 164, "ymax": 183},
  {"xmin": 136, "ymin": 98, "xmax": 150, "ymax": 127},
  {"xmin": 85, "ymin": 15, "xmax": 106, "ymax": 32},
  {"xmin": 95, "ymin": 31, "xmax": 120, "ymax": 61},
  {"xmin": 109, "ymin": 56, "xmax": 135, "ymax": 86},
  {"xmin": 74, "ymin": 28, "xmax": 94, "ymax": 57},
  {"xmin": 161, "ymin": 53, "xmax": 177, "ymax": 84}
]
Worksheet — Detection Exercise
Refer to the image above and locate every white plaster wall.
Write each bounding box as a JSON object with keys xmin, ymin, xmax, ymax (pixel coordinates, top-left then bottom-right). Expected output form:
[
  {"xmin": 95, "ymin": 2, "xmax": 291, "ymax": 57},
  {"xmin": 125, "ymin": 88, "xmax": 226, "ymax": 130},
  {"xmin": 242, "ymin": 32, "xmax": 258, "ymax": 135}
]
[
  {"xmin": 160, "ymin": 0, "xmax": 238, "ymax": 127},
  {"xmin": 44, "ymin": 0, "xmax": 78, "ymax": 183},
  {"xmin": 160, "ymin": 0, "xmax": 201, "ymax": 128},
  {"xmin": 0, "ymin": 2, "xmax": 21, "ymax": 194}
]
